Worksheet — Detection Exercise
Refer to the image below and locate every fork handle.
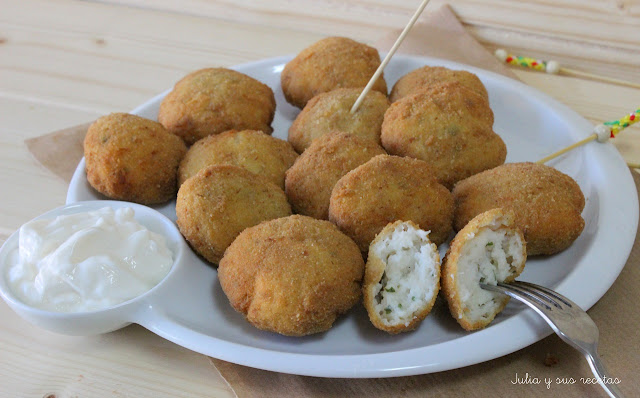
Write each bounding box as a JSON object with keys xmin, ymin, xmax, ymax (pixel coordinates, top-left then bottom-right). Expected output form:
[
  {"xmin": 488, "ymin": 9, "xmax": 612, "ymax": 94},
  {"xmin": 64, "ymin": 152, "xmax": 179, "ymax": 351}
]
[{"xmin": 585, "ymin": 353, "xmax": 624, "ymax": 398}]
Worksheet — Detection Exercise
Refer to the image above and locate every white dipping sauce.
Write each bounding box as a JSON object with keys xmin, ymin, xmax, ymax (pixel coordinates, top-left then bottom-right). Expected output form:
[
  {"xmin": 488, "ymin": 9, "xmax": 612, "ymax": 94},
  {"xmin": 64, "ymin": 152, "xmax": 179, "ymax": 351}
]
[{"xmin": 7, "ymin": 207, "xmax": 173, "ymax": 312}]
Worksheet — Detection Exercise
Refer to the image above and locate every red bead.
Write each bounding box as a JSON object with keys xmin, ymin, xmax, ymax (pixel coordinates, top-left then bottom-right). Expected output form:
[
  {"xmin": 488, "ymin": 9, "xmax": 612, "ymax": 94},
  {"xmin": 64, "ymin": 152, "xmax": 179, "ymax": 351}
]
[
  {"xmin": 630, "ymin": 114, "xmax": 636, "ymax": 121},
  {"xmin": 532, "ymin": 62, "xmax": 538, "ymax": 66},
  {"xmin": 506, "ymin": 56, "xmax": 513, "ymax": 62}
]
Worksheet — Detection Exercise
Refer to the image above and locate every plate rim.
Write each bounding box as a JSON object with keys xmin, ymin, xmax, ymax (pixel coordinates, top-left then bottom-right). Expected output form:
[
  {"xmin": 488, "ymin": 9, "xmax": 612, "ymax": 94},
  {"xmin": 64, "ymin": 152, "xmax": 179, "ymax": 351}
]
[{"xmin": 66, "ymin": 53, "xmax": 639, "ymax": 378}]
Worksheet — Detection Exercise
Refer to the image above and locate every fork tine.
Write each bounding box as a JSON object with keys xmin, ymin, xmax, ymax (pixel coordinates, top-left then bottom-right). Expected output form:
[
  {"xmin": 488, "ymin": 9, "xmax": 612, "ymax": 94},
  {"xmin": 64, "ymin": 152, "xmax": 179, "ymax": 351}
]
[
  {"xmin": 513, "ymin": 281, "xmax": 574, "ymax": 307},
  {"xmin": 496, "ymin": 282, "xmax": 554, "ymax": 310},
  {"xmin": 486, "ymin": 283, "xmax": 553, "ymax": 310},
  {"xmin": 507, "ymin": 282, "xmax": 563, "ymax": 309}
]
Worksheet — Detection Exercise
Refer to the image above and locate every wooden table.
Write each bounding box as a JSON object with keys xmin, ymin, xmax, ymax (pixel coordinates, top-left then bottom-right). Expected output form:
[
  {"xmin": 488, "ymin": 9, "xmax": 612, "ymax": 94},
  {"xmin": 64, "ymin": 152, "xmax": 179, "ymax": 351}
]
[{"xmin": 1, "ymin": 1, "xmax": 638, "ymax": 396}]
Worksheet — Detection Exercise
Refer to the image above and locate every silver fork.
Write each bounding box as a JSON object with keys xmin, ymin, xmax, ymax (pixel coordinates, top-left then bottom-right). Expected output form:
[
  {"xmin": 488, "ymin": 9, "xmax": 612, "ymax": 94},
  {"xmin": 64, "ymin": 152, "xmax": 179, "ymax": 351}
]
[{"xmin": 481, "ymin": 281, "xmax": 623, "ymax": 398}]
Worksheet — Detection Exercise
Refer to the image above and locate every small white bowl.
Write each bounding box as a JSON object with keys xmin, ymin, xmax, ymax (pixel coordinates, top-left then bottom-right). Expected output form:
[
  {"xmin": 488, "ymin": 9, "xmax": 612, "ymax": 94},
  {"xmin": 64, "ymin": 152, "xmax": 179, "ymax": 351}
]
[{"xmin": 0, "ymin": 200, "xmax": 187, "ymax": 335}]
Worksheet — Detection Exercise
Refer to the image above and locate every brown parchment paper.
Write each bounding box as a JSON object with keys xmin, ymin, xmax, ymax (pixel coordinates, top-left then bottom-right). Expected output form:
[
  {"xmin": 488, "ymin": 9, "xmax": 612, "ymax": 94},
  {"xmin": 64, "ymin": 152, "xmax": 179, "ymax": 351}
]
[{"xmin": 26, "ymin": 4, "xmax": 639, "ymax": 397}]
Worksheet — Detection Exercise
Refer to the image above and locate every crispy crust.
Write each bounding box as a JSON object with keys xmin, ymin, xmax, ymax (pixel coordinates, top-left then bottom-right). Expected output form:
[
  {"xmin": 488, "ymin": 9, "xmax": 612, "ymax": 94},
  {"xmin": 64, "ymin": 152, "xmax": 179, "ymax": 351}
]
[
  {"xmin": 328, "ymin": 155, "xmax": 453, "ymax": 251},
  {"xmin": 389, "ymin": 66, "xmax": 488, "ymax": 102},
  {"xmin": 84, "ymin": 113, "xmax": 187, "ymax": 204},
  {"xmin": 178, "ymin": 129, "xmax": 298, "ymax": 188},
  {"xmin": 281, "ymin": 37, "xmax": 387, "ymax": 109},
  {"xmin": 452, "ymin": 162, "xmax": 585, "ymax": 255},
  {"xmin": 442, "ymin": 208, "xmax": 526, "ymax": 331},
  {"xmin": 381, "ymin": 82, "xmax": 504, "ymax": 189},
  {"xmin": 363, "ymin": 220, "xmax": 440, "ymax": 334},
  {"xmin": 288, "ymin": 88, "xmax": 390, "ymax": 153},
  {"xmin": 158, "ymin": 68, "xmax": 276, "ymax": 145},
  {"xmin": 175, "ymin": 165, "xmax": 291, "ymax": 264},
  {"xmin": 218, "ymin": 215, "xmax": 364, "ymax": 336},
  {"xmin": 284, "ymin": 132, "xmax": 386, "ymax": 219}
]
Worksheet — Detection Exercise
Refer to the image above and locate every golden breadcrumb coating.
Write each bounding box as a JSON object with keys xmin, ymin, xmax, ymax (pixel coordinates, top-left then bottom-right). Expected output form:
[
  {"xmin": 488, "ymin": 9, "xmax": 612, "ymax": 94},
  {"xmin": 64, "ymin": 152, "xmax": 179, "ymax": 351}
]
[
  {"xmin": 176, "ymin": 165, "xmax": 291, "ymax": 264},
  {"xmin": 285, "ymin": 132, "xmax": 386, "ymax": 219},
  {"xmin": 281, "ymin": 37, "xmax": 387, "ymax": 109},
  {"xmin": 329, "ymin": 155, "xmax": 453, "ymax": 252},
  {"xmin": 178, "ymin": 129, "xmax": 297, "ymax": 188},
  {"xmin": 159, "ymin": 68, "xmax": 276, "ymax": 145},
  {"xmin": 218, "ymin": 215, "xmax": 364, "ymax": 336},
  {"xmin": 452, "ymin": 162, "xmax": 585, "ymax": 255},
  {"xmin": 390, "ymin": 65, "xmax": 488, "ymax": 102},
  {"xmin": 84, "ymin": 113, "xmax": 187, "ymax": 204},
  {"xmin": 288, "ymin": 88, "xmax": 390, "ymax": 153},
  {"xmin": 382, "ymin": 82, "xmax": 504, "ymax": 189},
  {"xmin": 442, "ymin": 208, "xmax": 526, "ymax": 331}
]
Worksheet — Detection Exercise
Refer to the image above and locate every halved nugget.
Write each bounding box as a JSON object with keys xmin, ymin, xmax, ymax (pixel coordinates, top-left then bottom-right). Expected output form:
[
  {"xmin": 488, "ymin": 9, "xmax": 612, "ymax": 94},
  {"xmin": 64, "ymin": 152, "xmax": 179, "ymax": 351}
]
[
  {"xmin": 363, "ymin": 221, "xmax": 440, "ymax": 334},
  {"xmin": 442, "ymin": 208, "xmax": 526, "ymax": 331}
]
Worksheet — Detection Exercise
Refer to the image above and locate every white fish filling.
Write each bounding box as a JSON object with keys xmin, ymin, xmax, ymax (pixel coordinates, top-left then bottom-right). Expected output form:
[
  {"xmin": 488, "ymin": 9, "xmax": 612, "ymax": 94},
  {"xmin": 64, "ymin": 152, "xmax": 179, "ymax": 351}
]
[
  {"xmin": 456, "ymin": 227, "xmax": 524, "ymax": 322},
  {"xmin": 372, "ymin": 223, "xmax": 439, "ymax": 327}
]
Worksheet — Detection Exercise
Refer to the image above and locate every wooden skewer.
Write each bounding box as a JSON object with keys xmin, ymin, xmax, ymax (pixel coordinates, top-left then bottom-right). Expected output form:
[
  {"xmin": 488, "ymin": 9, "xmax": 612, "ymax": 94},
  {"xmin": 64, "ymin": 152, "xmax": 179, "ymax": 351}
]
[
  {"xmin": 627, "ymin": 162, "xmax": 640, "ymax": 169},
  {"xmin": 350, "ymin": 0, "xmax": 432, "ymax": 113},
  {"xmin": 495, "ymin": 49, "xmax": 640, "ymax": 90},
  {"xmin": 536, "ymin": 134, "xmax": 598, "ymax": 164},
  {"xmin": 559, "ymin": 67, "xmax": 640, "ymax": 90},
  {"xmin": 537, "ymin": 109, "xmax": 639, "ymax": 164}
]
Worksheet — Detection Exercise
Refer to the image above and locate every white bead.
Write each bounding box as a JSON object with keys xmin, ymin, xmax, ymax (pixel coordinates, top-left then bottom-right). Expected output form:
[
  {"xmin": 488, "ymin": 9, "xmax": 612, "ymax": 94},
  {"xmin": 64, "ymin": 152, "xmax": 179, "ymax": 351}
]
[
  {"xmin": 495, "ymin": 48, "xmax": 508, "ymax": 62},
  {"xmin": 546, "ymin": 60, "xmax": 560, "ymax": 74},
  {"xmin": 594, "ymin": 124, "xmax": 610, "ymax": 143}
]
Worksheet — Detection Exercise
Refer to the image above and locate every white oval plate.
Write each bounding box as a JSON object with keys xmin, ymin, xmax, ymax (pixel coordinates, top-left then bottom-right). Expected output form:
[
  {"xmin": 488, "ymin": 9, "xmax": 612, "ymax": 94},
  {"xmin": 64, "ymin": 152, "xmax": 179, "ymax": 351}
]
[{"xmin": 67, "ymin": 54, "xmax": 638, "ymax": 378}]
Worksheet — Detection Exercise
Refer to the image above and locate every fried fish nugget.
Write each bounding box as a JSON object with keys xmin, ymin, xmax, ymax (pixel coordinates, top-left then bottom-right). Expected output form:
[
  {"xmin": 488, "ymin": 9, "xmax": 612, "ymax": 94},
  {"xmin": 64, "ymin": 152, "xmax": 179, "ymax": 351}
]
[
  {"xmin": 452, "ymin": 162, "xmax": 585, "ymax": 255},
  {"xmin": 381, "ymin": 82, "xmax": 504, "ymax": 189},
  {"xmin": 178, "ymin": 129, "xmax": 298, "ymax": 188},
  {"xmin": 288, "ymin": 88, "xmax": 390, "ymax": 152},
  {"xmin": 281, "ymin": 37, "xmax": 387, "ymax": 109},
  {"xmin": 389, "ymin": 66, "xmax": 488, "ymax": 102},
  {"xmin": 329, "ymin": 155, "xmax": 453, "ymax": 251},
  {"xmin": 285, "ymin": 132, "xmax": 386, "ymax": 219},
  {"xmin": 159, "ymin": 68, "xmax": 276, "ymax": 145},
  {"xmin": 218, "ymin": 215, "xmax": 364, "ymax": 336},
  {"xmin": 442, "ymin": 208, "xmax": 526, "ymax": 331},
  {"xmin": 84, "ymin": 113, "xmax": 187, "ymax": 205},
  {"xmin": 176, "ymin": 165, "xmax": 291, "ymax": 264},
  {"xmin": 363, "ymin": 220, "xmax": 441, "ymax": 334}
]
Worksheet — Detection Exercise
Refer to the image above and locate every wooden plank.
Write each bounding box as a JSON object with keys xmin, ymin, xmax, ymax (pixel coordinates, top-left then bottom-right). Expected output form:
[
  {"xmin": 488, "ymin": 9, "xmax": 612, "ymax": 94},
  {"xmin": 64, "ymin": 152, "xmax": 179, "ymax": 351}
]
[
  {"xmin": 0, "ymin": 304, "xmax": 232, "ymax": 397},
  {"xmin": 97, "ymin": 0, "xmax": 640, "ymax": 81},
  {"xmin": 1, "ymin": 0, "xmax": 638, "ymax": 115},
  {"xmin": 0, "ymin": 0, "xmax": 324, "ymax": 112},
  {"xmin": 514, "ymin": 70, "xmax": 640, "ymax": 164},
  {"xmin": 0, "ymin": 97, "xmax": 95, "ymax": 231}
]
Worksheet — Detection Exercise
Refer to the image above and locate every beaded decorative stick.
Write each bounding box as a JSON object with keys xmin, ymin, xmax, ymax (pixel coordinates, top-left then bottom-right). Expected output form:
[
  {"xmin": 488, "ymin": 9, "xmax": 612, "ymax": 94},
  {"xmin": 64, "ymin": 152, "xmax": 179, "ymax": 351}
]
[
  {"xmin": 495, "ymin": 49, "xmax": 640, "ymax": 90},
  {"xmin": 351, "ymin": 0, "xmax": 432, "ymax": 113},
  {"xmin": 537, "ymin": 108, "xmax": 640, "ymax": 164}
]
